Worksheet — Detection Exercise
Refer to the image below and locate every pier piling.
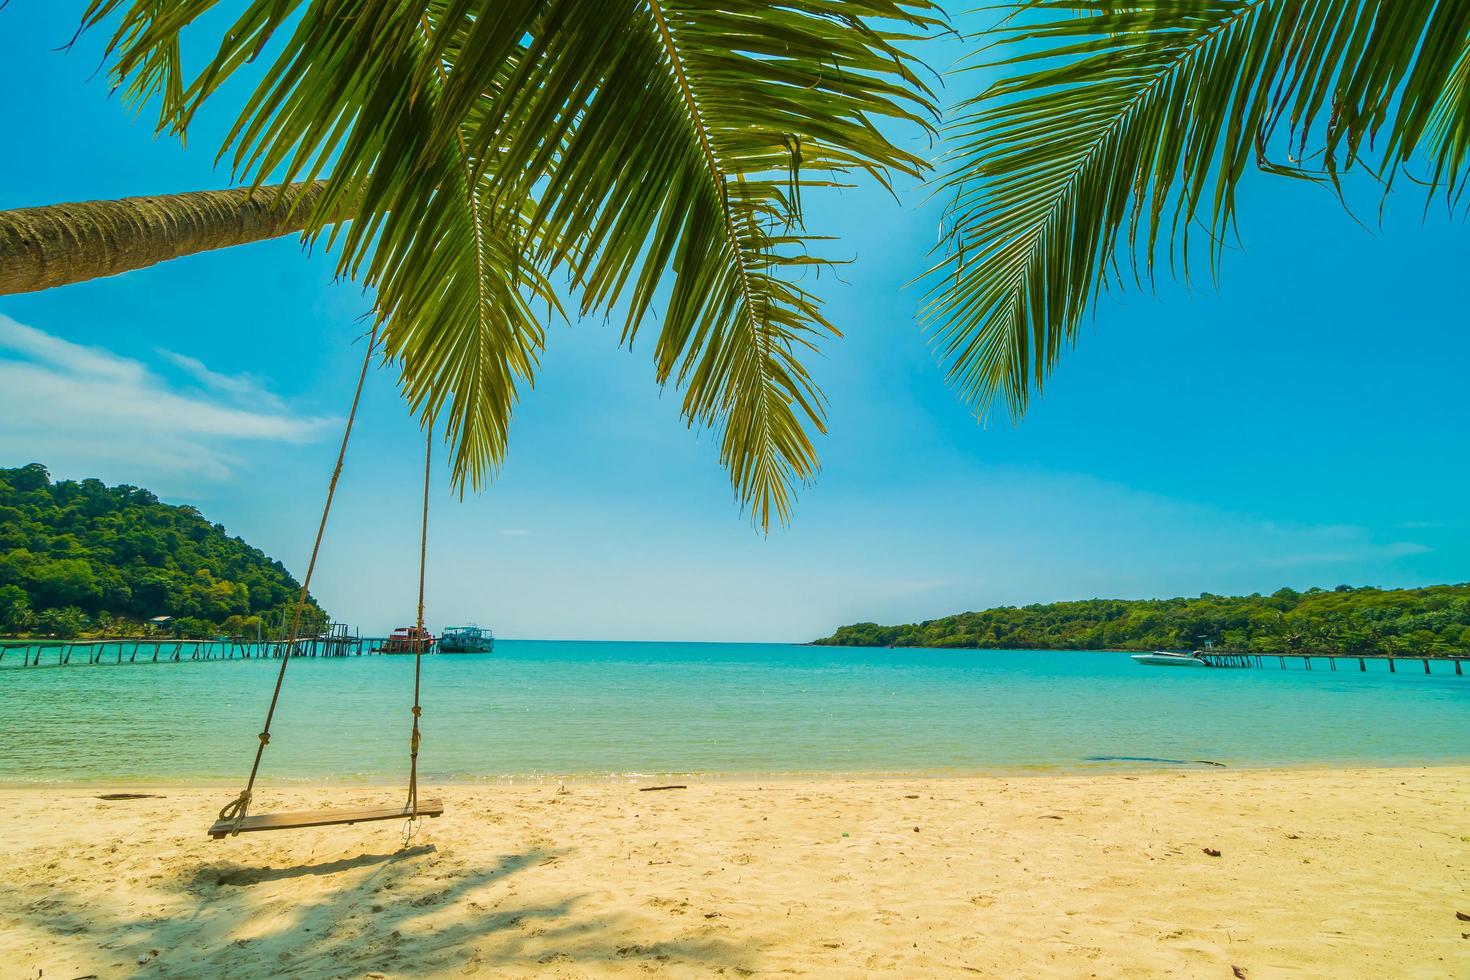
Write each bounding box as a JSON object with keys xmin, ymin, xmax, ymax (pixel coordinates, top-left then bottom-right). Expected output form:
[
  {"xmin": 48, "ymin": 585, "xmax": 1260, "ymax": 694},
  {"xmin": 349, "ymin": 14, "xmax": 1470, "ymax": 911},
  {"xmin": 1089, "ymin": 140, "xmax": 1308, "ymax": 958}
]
[{"xmin": 1196, "ymin": 651, "xmax": 1464, "ymax": 676}]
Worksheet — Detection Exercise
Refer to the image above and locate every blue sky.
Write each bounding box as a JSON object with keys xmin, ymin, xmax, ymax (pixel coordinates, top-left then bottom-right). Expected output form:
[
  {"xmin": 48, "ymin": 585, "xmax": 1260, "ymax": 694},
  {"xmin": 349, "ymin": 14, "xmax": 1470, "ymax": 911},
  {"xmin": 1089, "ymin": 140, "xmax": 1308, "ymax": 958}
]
[{"xmin": 1, "ymin": 6, "xmax": 1466, "ymax": 641}]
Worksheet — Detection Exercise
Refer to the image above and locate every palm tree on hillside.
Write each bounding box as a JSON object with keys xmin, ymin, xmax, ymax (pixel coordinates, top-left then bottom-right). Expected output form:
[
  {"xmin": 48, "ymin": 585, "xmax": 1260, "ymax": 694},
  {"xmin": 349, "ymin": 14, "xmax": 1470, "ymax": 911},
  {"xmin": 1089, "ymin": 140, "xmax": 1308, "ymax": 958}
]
[
  {"xmin": 925, "ymin": 1, "xmax": 1470, "ymax": 425},
  {"xmin": 0, "ymin": 0, "xmax": 943, "ymax": 529}
]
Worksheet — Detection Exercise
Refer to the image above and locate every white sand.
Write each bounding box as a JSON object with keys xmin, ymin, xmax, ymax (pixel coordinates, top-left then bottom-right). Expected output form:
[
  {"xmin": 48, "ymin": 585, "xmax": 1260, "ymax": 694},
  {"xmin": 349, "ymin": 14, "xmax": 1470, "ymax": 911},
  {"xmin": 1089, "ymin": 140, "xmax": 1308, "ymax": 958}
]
[{"xmin": 2, "ymin": 767, "xmax": 1467, "ymax": 978}]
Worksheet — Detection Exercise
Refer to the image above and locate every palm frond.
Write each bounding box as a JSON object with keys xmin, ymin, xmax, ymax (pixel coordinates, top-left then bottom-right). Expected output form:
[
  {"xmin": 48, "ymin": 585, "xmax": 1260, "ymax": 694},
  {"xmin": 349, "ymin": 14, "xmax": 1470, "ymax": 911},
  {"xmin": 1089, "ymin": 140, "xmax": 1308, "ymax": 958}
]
[
  {"xmin": 925, "ymin": 0, "xmax": 1470, "ymax": 423},
  {"xmin": 478, "ymin": 0, "xmax": 940, "ymax": 527},
  {"xmin": 82, "ymin": 0, "xmax": 942, "ymax": 528},
  {"xmin": 375, "ymin": 153, "xmax": 560, "ymax": 494}
]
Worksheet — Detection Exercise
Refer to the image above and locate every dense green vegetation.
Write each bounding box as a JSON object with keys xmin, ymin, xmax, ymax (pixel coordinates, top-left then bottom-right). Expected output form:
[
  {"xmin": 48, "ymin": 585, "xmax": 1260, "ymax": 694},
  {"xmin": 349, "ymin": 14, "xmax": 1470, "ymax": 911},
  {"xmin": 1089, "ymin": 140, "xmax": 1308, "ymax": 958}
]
[
  {"xmin": 0, "ymin": 463, "xmax": 324, "ymax": 639},
  {"xmin": 815, "ymin": 585, "xmax": 1470, "ymax": 655}
]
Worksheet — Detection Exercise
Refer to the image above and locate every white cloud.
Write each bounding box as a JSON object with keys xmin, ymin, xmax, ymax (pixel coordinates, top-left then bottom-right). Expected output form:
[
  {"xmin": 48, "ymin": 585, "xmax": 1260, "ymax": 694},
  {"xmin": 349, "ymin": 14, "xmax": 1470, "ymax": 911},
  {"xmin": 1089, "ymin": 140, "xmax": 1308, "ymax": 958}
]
[
  {"xmin": 1379, "ymin": 541, "xmax": 1432, "ymax": 558},
  {"xmin": 155, "ymin": 347, "xmax": 287, "ymax": 412},
  {"xmin": 0, "ymin": 316, "xmax": 146, "ymax": 384},
  {"xmin": 0, "ymin": 315, "xmax": 336, "ymax": 482}
]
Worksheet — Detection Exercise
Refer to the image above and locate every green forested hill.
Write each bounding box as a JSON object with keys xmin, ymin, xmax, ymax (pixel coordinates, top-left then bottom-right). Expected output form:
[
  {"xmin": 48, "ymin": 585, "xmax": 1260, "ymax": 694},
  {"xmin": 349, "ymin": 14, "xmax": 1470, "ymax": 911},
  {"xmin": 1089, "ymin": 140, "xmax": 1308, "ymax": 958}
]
[
  {"xmin": 0, "ymin": 463, "xmax": 324, "ymax": 638},
  {"xmin": 815, "ymin": 584, "xmax": 1470, "ymax": 655}
]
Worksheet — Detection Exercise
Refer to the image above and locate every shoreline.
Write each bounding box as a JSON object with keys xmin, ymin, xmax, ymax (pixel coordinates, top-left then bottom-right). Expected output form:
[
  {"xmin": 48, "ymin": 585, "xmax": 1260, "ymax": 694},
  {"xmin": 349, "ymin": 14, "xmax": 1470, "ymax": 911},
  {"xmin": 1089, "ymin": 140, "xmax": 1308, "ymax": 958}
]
[
  {"xmin": 5, "ymin": 756, "xmax": 1470, "ymax": 791},
  {"xmin": 5, "ymin": 766, "xmax": 1467, "ymax": 977}
]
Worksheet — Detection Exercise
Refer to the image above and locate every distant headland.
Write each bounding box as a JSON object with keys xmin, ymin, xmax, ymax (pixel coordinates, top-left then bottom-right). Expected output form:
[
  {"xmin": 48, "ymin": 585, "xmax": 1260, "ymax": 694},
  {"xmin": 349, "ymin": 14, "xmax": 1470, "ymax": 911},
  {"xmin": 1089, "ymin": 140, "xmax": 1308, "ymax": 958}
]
[
  {"xmin": 0, "ymin": 463, "xmax": 325, "ymax": 639},
  {"xmin": 814, "ymin": 584, "xmax": 1470, "ymax": 655}
]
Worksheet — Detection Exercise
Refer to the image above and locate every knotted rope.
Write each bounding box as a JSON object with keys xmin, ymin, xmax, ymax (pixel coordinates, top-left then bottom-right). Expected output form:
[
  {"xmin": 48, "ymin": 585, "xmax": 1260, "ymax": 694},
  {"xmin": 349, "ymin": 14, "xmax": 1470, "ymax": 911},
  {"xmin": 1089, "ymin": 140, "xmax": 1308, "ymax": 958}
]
[
  {"xmin": 404, "ymin": 425, "xmax": 431, "ymax": 843},
  {"xmin": 217, "ymin": 327, "xmax": 378, "ymax": 835}
]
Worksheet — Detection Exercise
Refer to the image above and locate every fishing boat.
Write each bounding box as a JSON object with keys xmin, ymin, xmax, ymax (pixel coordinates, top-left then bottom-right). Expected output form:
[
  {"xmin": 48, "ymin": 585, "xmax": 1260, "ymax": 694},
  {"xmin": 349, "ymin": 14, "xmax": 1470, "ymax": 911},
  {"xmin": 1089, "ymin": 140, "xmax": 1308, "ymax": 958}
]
[
  {"xmin": 379, "ymin": 626, "xmax": 435, "ymax": 655},
  {"xmin": 1131, "ymin": 650, "xmax": 1208, "ymax": 667},
  {"xmin": 438, "ymin": 625, "xmax": 494, "ymax": 654}
]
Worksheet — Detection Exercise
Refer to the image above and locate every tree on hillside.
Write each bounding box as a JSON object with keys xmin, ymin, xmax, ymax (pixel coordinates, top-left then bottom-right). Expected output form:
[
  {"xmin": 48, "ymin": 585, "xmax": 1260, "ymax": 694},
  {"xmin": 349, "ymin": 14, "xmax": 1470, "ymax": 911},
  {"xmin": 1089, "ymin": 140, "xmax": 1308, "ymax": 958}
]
[
  {"xmin": 0, "ymin": 464, "xmax": 325, "ymax": 638},
  {"xmin": 926, "ymin": 1, "xmax": 1470, "ymax": 423},
  {"xmin": 0, "ymin": 1, "xmax": 942, "ymax": 529},
  {"xmin": 815, "ymin": 584, "xmax": 1470, "ymax": 654}
]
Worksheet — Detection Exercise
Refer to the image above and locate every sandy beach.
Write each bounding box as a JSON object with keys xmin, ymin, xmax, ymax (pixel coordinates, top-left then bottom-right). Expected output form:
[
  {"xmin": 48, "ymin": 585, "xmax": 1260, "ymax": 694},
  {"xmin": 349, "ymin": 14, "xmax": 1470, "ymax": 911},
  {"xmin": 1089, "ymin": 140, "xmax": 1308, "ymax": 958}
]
[{"xmin": 2, "ymin": 767, "xmax": 1466, "ymax": 978}]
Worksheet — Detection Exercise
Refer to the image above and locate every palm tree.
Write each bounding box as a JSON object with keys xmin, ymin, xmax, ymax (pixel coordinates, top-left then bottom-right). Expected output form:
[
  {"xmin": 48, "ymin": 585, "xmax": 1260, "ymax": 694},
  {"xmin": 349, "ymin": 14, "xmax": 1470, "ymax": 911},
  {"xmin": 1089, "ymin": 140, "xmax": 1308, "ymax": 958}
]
[
  {"xmin": 1, "ymin": 182, "xmax": 330, "ymax": 293},
  {"xmin": 925, "ymin": 1, "xmax": 1470, "ymax": 424},
  {"xmin": 0, "ymin": 0, "xmax": 942, "ymax": 529}
]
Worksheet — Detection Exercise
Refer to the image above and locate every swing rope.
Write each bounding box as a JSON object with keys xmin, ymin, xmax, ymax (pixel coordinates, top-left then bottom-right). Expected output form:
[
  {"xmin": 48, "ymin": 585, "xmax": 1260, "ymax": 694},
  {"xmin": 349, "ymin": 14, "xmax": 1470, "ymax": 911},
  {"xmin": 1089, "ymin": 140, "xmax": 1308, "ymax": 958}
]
[
  {"xmin": 407, "ymin": 424, "xmax": 431, "ymax": 823},
  {"xmin": 217, "ymin": 327, "xmax": 379, "ymax": 834}
]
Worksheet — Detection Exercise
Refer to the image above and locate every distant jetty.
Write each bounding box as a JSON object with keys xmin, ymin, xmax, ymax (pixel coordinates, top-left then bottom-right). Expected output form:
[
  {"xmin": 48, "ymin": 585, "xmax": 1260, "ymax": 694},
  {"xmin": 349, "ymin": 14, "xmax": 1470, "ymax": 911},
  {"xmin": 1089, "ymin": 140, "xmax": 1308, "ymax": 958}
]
[
  {"xmin": 0, "ymin": 628, "xmax": 412, "ymax": 668},
  {"xmin": 1192, "ymin": 649, "xmax": 1465, "ymax": 675}
]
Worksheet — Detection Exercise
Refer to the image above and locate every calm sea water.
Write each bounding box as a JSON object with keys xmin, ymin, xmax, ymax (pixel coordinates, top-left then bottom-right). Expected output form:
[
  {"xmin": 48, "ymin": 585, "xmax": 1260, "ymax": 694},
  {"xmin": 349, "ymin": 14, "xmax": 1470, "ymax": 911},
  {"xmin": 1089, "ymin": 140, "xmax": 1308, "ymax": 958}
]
[{"xmin": 0, "ymin": 641, "xmax": 1466, "ymax": 784}]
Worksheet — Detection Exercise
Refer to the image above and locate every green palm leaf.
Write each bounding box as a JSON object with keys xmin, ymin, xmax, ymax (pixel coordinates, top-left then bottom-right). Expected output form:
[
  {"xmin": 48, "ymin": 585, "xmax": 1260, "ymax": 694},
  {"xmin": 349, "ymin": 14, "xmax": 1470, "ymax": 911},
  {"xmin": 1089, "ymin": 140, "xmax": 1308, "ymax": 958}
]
[
  {"xmin": 926, "ymin": 0, "xmax": 1470, "ymax": 424},
  {"xmin": 82, "ymin": 0, "xmax": 941, "ymax": 527}
]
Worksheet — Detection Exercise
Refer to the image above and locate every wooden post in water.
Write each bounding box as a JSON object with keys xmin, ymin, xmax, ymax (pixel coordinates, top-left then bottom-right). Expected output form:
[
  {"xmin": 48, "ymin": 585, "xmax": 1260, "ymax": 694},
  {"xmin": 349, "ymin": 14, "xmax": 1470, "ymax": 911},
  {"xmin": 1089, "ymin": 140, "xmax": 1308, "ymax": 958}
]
[
  {"xmin": 1359, "ymin": 658, "xmax": 1366, "ymax": 671},
  {"xmin": 1388, "ymin": 658, "xmax": 1396, "ymax": 673},
  {"xmin": 1423, "ymin": 659, "xmax": 1431, "ymax": 674}
]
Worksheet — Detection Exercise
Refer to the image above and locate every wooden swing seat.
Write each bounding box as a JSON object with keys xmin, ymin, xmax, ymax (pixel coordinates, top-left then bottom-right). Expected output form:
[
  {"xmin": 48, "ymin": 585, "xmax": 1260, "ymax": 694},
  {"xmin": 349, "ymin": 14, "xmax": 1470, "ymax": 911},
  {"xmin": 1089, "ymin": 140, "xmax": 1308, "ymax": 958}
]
[{"xmin": 208, "ymin": 798, "xmax": 443, "ymax": 839}]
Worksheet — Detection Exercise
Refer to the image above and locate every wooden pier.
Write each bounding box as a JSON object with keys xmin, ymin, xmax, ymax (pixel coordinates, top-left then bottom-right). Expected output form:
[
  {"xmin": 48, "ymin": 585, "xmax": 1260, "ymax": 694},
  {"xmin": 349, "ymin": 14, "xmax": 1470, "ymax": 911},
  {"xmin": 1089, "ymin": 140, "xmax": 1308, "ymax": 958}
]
[
  {"xmin": 0, "ymin": 623, "xmax": 375, "ymax": 668},
  {"xmin": 1199, "ymin": 651, "xmax": 1466, "ymax": 676}
]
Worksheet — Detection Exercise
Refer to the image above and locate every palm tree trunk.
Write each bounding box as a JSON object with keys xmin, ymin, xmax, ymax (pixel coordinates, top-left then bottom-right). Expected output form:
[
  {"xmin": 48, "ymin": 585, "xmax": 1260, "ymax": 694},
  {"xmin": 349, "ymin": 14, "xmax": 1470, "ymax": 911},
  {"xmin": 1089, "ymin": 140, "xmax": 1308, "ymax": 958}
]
[{"xmin": 0, "ymin": 181, "xmax": 332, "ymax": 295}]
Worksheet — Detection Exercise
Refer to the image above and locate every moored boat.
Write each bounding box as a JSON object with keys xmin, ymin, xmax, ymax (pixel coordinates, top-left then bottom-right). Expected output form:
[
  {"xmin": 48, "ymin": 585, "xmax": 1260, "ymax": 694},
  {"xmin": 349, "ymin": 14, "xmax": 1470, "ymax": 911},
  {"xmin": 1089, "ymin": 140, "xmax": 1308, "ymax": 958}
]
[
  {"xmin": 379, "ymin": 626, "xmax": 435, "ymax": 655},
  {"xmin": 439, "ymin": 625, "xmax": 494, "ymax": 653},
  {"xmin": 1131, "ymin": 650, "xmax": 1208, "ymax": 667}
]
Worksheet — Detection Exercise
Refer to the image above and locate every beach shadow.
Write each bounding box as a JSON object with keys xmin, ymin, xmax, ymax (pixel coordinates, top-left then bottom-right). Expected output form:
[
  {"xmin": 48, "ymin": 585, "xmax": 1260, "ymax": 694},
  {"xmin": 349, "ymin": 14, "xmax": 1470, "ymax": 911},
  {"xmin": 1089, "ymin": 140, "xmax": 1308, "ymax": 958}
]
[
  {"xmin": 188, "ymin": 843, "xmax": 438, "ymax": 887},
  {"xmin": 10, "ymin": 840, "xmax": 751, "ymax": 977}
]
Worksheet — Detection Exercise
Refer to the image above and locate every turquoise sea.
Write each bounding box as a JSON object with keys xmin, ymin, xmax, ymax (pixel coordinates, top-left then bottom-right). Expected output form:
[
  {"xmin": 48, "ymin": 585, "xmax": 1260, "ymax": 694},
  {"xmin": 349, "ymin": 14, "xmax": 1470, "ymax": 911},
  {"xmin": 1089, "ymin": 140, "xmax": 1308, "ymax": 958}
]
[{"xmin": 1, "ymin": 641, "xmax": 1466, "ymax": 784}]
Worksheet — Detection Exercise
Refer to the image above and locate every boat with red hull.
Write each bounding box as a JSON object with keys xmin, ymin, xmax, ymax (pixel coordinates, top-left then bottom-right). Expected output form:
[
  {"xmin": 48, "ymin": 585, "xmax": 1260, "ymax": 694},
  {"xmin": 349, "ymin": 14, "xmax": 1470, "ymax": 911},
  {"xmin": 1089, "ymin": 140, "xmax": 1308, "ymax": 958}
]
[{"xmin": 378, "ymin": 626, "xmax": 435, "ymax": 655}]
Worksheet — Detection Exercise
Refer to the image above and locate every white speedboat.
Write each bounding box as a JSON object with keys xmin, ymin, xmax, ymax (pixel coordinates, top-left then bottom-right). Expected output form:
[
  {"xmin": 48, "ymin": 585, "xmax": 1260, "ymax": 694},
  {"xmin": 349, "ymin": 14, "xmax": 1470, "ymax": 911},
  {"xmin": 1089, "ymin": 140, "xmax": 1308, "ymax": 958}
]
[{"xmin": 1131, "ymin": 650, "xmax": 1208, "ymax": 667}]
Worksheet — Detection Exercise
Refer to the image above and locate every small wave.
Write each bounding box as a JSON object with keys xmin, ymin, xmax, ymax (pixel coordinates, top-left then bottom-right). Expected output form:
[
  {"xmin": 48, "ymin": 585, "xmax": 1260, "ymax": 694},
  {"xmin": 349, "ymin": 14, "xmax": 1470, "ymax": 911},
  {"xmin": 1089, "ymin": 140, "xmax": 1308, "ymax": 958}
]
[{"xmin": 1084, "ymin": 756, "xmax": 1227, "ymax": 767}]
